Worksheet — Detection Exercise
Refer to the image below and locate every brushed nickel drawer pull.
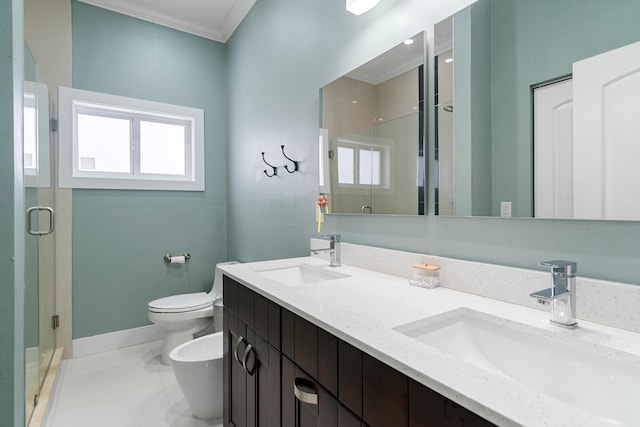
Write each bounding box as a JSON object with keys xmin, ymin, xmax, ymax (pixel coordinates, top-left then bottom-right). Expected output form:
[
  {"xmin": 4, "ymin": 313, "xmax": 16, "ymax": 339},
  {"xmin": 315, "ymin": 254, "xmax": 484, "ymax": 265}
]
[{"xmin": 294, "ymin": 378, "xmax": 318, "ymax": 405}]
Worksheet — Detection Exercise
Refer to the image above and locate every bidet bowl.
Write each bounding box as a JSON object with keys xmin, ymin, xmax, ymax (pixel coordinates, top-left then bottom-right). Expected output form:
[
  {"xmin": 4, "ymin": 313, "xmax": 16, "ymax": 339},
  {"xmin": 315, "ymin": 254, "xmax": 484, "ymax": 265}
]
[{"xmin": 170, "ymin": 332, "xmax": 223, "ymax": 420}]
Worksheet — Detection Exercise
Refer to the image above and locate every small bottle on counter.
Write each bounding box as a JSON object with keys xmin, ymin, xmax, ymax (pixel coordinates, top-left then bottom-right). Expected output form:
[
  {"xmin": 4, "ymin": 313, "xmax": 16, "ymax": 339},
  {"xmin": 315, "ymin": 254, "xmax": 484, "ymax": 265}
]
[{"xmin": 409, "ymin": 263, "xmax": 441, "ymax": 289}]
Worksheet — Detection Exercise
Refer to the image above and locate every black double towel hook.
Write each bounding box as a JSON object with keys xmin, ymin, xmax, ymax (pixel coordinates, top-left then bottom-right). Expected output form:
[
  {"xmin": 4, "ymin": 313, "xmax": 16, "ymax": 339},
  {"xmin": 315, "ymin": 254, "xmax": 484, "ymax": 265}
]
[
  {"xmin": 281, "ymin": 145, "xmax": 299, "ymax": 173},
  {"xmin": 261, "ymin": 152, "xmax": 277, "ymax": 177}
]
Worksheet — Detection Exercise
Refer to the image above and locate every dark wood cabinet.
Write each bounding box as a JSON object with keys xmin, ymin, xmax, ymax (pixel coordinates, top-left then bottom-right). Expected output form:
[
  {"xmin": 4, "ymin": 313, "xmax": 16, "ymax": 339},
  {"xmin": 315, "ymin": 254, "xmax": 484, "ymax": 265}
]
[
  {"xmin": 223, "ymin": 275, "xmax": 495, "ymax": 427},
  {"xmin": 223, "ymin": 278, "xmax": 280, "ymax": 427}
]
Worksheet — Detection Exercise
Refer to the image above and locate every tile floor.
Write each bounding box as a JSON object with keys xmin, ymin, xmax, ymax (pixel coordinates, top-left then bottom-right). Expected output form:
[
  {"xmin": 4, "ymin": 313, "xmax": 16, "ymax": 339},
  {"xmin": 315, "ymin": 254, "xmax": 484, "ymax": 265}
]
[{"xmin": 44, "ymin": 341, "xmax": 223, "ymax": 427}]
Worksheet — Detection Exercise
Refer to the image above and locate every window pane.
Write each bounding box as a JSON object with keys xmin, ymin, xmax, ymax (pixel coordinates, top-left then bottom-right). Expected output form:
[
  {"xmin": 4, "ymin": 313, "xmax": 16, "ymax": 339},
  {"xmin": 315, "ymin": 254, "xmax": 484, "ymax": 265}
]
[
  {"xmin": 140, "ymin": 121, "xmax": 186, "ymax": 176},
  {"xmin": 337, "ymin": 146, "xmax": 354, "ymax": 184},
  {"xmin": 24, "ymin": 104, "xmax": 37, "ymax": 171},
  {"xmin": 77, "ymin": 114, "xmax": 131, "ymax": 173},
  {"xmin": 371, "ymin": 150, "xmax": 380, "ymax": 185},
  {"xmin": 359, "ymin": 149, "xmax": 380, "ymax": 185},
  {"xmin": 319, "ymin": 134, "xmax": 325, "ymax": 187}
]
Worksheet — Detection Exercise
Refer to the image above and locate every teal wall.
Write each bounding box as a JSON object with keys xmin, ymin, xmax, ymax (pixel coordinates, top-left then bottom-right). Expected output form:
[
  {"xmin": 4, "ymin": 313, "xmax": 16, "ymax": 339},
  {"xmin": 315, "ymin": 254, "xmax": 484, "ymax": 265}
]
[
  {"xmin": 1, "ymin": 0, "xmax": 25, "ymax": 423},
  {"xmin": 488, "ymin": 0, "xmax": 640, "ymax": 216},
  {"xmin": 453, "ymin": 1, "xmax": 492, "ymax": 216},
  {"xmin": 71, "ymin": 2, "xmax": 228, "ymax": 338},
  {"xmin": 227, "ymin": 0, "xmax": 640, "ymax": 285}
]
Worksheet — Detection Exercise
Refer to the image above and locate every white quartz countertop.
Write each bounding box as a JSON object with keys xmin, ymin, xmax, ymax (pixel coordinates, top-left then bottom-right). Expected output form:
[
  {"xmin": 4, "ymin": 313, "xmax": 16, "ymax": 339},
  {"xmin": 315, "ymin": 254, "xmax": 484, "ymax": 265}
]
[{"xmin": 220, "ymin": 257, "xmax": 640, "ymax": 427}]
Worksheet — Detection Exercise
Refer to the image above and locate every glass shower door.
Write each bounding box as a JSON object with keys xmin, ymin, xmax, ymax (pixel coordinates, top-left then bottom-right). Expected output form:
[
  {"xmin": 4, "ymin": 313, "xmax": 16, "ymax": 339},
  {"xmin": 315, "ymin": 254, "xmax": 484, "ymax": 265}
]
[{"xmin": 24, "ymin": 44, "xmax": 56, "ymax": 424}]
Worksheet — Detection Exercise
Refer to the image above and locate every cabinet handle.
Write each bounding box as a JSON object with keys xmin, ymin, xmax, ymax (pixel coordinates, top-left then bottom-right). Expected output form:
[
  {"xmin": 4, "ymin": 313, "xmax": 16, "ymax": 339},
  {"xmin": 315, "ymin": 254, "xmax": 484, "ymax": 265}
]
[
  {"xmin": 241, "ymin": 343, "xmax": 255, "ymax": 376},
  {"xmin": 233, "ymin": 336, "xmax": 245, "ymax": 364},
  {"xmin": 293, "ymin": 378, "xmax": 318, "ymax": 405}
]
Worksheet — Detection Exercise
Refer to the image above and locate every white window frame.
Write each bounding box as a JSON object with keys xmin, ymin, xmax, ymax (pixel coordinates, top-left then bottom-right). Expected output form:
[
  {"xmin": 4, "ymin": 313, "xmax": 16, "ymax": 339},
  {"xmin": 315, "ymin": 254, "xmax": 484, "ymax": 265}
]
[{"xmin": 59, "ymin": 87, "xmax": 205, "ymax": 191}]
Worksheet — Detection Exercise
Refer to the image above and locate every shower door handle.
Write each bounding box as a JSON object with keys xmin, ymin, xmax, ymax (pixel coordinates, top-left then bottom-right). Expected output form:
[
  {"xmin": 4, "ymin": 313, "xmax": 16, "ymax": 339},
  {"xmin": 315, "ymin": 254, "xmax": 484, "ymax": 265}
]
[{"xmin": 26, "ymin": 206, "xmax": 55, "ymax": 236}]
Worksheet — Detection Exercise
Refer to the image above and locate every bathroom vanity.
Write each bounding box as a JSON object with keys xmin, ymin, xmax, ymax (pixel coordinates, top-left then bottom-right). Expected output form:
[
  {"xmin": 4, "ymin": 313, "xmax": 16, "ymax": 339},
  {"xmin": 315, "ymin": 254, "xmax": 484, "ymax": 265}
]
[
  {"xmin": 220, "ymin": 247, "xmax": 640, "ymax": 427},
  {"xmin": 222, "ymin": 273, "xmax": 493, "ymax": 426}
]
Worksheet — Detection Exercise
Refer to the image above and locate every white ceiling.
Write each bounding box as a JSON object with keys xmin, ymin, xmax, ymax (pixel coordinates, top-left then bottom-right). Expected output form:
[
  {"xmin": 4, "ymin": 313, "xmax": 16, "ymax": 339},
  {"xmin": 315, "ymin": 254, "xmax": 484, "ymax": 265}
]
[{"xmin": 78, "ymin": 0, "xmax": 256, "ymax": 43}]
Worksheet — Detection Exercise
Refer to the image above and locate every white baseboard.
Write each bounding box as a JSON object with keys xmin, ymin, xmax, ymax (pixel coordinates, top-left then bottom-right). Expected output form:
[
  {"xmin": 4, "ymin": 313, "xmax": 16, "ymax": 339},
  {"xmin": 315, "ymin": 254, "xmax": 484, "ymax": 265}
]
[{"xmin": 73, "ymin": 324, "xmax": 163, "ymax": 358}]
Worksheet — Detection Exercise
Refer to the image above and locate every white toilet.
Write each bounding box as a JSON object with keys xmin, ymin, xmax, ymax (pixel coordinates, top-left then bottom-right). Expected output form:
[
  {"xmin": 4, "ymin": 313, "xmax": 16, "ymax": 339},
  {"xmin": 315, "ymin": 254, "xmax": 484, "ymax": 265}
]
[
  {"xmin": 170, "ymin": 331, "xmax": 223, "ymax": 420},
  {"xmin": 148, "ymin": 261, "xmax": 237, "ymax": 365}
]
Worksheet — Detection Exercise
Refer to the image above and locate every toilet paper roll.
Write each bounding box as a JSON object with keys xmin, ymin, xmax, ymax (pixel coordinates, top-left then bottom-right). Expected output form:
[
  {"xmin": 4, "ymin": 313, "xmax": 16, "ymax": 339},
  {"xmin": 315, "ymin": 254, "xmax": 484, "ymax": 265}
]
[{"xmin": 170, "ymin": 255, "xmax": 186, "ymax": 264}]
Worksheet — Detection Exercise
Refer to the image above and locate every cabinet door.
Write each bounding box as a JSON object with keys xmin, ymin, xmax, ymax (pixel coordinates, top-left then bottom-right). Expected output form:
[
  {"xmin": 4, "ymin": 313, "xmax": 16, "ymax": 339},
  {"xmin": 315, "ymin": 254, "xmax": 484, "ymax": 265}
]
[
  {"xmin": 252, "ymin": 331, "xmax": 281, "ymax": 427},
  {"xmin": 227, "ymin": 322, "xmax": 281, "ymax": 427},
  {"xmin": 227, "ymin": 318, "xmax": 248, "ymax": 427}
]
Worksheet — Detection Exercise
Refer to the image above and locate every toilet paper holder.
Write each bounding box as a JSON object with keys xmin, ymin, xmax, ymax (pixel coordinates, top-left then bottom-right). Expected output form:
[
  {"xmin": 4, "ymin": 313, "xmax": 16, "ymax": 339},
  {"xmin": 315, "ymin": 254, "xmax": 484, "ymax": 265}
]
[{"xmin": 164, "ymin": 253, "xmax": 191, "ymax": 263}]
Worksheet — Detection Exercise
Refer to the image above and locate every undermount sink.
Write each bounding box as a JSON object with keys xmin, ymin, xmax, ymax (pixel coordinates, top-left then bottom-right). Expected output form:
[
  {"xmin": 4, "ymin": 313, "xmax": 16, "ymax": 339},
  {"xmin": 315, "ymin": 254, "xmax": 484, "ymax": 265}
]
[
  {"xmin": 255, "ymin": 263, "xmax": 350, "ymax": 286},
  {"xmin": 394, "ymin": 308, "xmax": 640, "ymax": 425}
]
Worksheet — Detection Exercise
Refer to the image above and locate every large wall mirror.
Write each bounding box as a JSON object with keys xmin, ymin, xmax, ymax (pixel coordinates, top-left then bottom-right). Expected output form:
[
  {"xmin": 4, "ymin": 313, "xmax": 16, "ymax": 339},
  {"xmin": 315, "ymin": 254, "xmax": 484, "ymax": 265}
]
[
  {"xmin": 320, "ymin": 32, "xmax": 426, "ymax": 215},
  {"xmin": 434, "ymin": 0, "xmax": 640, "ymax": 220}
]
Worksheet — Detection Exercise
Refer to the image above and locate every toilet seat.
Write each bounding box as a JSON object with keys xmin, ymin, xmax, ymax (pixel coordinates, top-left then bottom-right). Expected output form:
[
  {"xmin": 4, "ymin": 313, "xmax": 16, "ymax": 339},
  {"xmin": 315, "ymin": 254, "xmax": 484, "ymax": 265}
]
[{"xmin": 148, "ymin": 292, "xmax": 212, "ymax": 313}]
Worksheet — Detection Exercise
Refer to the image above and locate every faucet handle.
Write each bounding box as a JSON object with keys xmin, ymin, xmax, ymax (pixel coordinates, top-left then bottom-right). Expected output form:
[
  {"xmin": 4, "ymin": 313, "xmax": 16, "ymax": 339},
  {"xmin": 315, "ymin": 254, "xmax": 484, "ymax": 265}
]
[{"xmin": 539, "ymin": 260, "xmax": 577, "ymax": 275}]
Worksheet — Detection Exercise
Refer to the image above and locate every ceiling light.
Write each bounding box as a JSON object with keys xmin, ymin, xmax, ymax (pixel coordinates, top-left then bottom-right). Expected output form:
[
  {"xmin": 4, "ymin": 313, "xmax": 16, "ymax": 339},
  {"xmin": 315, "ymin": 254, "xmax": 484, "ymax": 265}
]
[
  {"xmin": 445, "ymin": 57, "xmax": 453, "ymax": 63},
  {"xmin": 403, "ymin": 39, "xmax": 414, "ymax": 46},
  {"xmin": 346, "ymin": 0, "xmax": 381, "ymax": 15}
]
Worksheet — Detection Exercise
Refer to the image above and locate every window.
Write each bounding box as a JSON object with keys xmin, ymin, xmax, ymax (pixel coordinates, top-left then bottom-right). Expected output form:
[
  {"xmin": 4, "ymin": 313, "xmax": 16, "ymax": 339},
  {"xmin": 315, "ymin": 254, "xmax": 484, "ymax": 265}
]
[
  {"xmin": 335, "ymin": 138, "xmax": 388, "ymax": 188},
  {"xmin": 318, "ymin": 128, "xmax": 331, "ymax": 193},
  {"xmin": 24, "ymin": 81, "xmax": 51, "ymax": 188},
  {"xmin": 59, "ymin": 87, "xmax": 204, "ymax": 191}
]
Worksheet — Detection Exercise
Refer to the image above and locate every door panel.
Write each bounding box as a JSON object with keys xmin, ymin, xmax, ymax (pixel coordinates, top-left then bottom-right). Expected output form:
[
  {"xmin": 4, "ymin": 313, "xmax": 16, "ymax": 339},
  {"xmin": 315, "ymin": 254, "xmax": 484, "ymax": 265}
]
[
  {"xmin": 534, "ymin": 79, "xmax": 574, "ymax": 219},
  {"xmin": 573, "ymin": 40, "xmax": 640, "ymax": 219}
]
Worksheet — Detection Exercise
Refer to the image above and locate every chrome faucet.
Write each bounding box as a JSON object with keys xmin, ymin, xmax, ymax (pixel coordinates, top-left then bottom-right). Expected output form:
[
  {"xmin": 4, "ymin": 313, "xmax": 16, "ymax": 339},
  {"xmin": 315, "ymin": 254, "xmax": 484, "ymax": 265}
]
[
  {"xmin": 310, "ymin": 234, "xmax": 341, "ymax": 267},
  {"xmin": 530, "ymin": 260, "xmax": 578, "ymax": 328}
]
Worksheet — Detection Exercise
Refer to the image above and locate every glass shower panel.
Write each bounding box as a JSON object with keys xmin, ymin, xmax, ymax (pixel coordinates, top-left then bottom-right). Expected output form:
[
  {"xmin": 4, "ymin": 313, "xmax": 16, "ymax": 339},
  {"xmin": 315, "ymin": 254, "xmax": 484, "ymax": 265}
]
[{"xmin": 24, "ymin": 42, "xmax": 56, "ymax": 424}]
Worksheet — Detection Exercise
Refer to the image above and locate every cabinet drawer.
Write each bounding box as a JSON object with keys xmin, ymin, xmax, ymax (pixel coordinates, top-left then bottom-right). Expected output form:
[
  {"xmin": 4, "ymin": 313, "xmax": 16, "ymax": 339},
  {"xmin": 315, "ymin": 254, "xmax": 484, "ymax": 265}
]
[
  {"xmin": 269, "ymin": 301, "xmax": 281, "ymax": 350},
  {"xmin": 408, "ymin": 379, "xmax": 495, "ymax": 427},
  {"xmin": 363, "ymin": 353, "xmax": 408, "ymax": 427},
  {"xmin": 282, "ymin": 356, "xmax": 340, "ymax": 427},
  {"xmin": 282, "ymin": 308, "xmax": 295, "ymax": 360},
  {"xmin": 295, "ymin": 315, "xmax": 318, "ymax": 379},
  {"xmin": 318, "ymin": 328, "xmax": 338, "ymax": 396},
  {"xmin": 338, "ymin": 404, "xmax": 364, "ymax": 427},
  {"xmin": 223, "ymin": 275, "xmax": 238, "ymax": 316},
  {"xmin": 254, "ymin": 292, "xmax": 269, "ymax": 340},
  {"xmin": 338, "ymin": 340, "xmax": 363, "ymax": 418},
  {"xmin": 238, "ymin": 283, "xmax": 254, "ymax": 329}
]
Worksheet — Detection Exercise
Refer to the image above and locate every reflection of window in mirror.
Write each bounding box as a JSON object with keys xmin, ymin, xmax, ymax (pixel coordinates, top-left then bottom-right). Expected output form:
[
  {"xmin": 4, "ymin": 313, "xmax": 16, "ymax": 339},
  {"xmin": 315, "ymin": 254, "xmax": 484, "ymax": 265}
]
[
  {"xmin": 337, "ymin": 146, "xmax": 355, "ymax": 185},
  {"xmin": 23, "ymin": 81, "xmax": 51, "ymax": 188},
  {"xmin": 335, "ymin": 142, "xmax": 384, "ymax": 187},
  {"xmin": 319, "ymin": 128, "xmax": 331, "ymax": 194},
  {"xmin": 359, "ymin": 149, "xmax": 380, "ymax": 186},
  {"xmin": 23, "ymin": 93, "xmax": 38, "ymax": 174}
]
